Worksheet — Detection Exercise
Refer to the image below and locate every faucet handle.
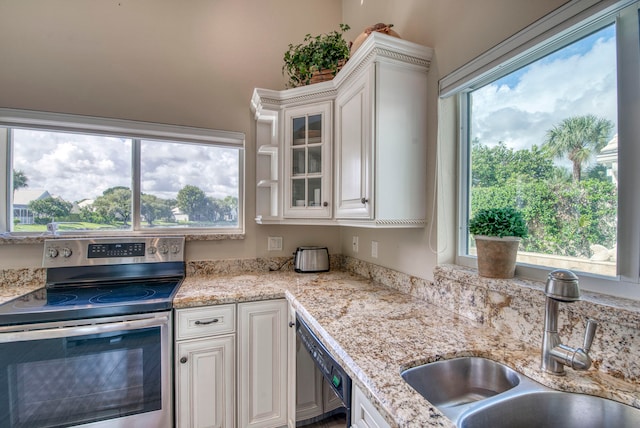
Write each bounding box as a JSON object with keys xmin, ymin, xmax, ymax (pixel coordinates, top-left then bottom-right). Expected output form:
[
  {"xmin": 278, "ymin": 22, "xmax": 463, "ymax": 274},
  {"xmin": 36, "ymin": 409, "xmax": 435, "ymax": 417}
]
[{"xmin": 582, "ymin": 319, "xmax": 598, "ymax": 352}]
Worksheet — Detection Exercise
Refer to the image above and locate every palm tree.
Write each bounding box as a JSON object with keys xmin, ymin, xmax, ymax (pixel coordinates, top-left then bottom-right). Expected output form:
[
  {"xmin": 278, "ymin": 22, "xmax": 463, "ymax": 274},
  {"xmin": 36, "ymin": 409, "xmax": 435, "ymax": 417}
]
[
  {"xmin": 544, "ymin": 115, "xmax": 613, "ymax": 181},
  {"xmin": 13, "ymin": 170, "xmax": 28, "ymax": 191}
]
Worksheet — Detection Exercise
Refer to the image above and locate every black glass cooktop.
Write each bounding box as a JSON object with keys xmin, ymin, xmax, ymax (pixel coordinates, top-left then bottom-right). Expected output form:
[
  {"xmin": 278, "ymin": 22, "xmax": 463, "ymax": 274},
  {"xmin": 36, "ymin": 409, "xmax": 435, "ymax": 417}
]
[{"xmin": 0, "ymin": 279, "xmax": 181, "ymax": 326}]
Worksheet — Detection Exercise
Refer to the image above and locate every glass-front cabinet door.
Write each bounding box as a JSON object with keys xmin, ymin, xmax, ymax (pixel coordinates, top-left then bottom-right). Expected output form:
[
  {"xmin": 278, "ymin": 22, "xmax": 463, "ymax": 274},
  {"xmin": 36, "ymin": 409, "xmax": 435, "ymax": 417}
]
[{"xmin": 284, "ymin": 102, "xmax": 332, "ymax": 218}]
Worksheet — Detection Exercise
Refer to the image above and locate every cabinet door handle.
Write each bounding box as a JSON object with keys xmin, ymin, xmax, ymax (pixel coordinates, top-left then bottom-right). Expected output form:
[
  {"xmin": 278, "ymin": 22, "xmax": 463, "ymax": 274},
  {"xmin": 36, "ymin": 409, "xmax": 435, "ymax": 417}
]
[
  {"xmin": 288, "ymin": 321, "xmax": 295, "ymax": 328},
  {"xmin": 195, "ymin": 318, "xmax": 219, "ymax": 325},
  {"xmin": 361, "ymin": 197, "xmax": 369, "ymax": 204},
  {"xmin": 180, "ymin": 356, "xmax": 188, "ymax": 364},
  {"xmin": 323, "ymin": 201, "xmax": 329, "ymax": 207}
]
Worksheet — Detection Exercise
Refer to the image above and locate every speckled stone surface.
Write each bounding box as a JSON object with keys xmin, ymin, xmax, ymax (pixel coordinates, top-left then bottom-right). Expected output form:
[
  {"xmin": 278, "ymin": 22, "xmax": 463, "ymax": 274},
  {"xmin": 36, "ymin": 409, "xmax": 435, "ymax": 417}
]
[
  {"xmin": 1, "ymin": 258, "xmax": 638, "ymax": 427},
  {"xmin": 174, "ymin": 269, "xmax": 640, "ymax": 428},
  {"xmin": 0, "ymin": 267, "xmax": 44, "ymax": 301}
]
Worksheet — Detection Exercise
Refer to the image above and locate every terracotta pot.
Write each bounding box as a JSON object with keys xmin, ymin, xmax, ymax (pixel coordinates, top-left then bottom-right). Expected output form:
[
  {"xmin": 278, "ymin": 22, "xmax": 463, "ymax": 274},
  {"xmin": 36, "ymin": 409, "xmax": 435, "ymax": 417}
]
[{"xmin": 474, "ymin": 235, "xmax": 521, "ymax": 279}]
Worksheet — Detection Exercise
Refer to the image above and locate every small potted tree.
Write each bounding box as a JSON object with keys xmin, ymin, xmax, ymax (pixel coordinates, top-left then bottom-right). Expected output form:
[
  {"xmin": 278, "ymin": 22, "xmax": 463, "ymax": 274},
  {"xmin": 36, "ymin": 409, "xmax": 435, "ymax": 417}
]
[
  {"xmin": 282, "ymin": 24, "xmax": 350, "ymax": 88},
  {"xmin": 469, "ymin": 207, "xmax": 528, "ymax": 278}
]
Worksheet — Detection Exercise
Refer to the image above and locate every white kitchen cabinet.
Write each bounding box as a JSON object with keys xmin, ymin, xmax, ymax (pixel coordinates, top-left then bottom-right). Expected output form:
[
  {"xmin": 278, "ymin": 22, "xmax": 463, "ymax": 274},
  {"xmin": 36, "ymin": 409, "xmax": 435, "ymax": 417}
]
[
  {"xmin": 175, "ymin": 305, "xmax": 236, "ymax": 428},
  {"xmin": 287, "ymin": 304, "xmax": 297, "ymax": 428},
  {"xmin": 283, "ymin": 102, "xmax": 333, "ymax": 219},
  {"xmin": 334, "ymin": 66, "xmax": 373, "ymax": 219},
  {"xmin": 352, "ymin": 384, "xmax": 391, "ymax": 428},
  {"xmin": 251, "ymin": 32, "xmax": 432, "ymax": 227},
  {"xmin": 255, "ymin": 109, "xmax": 280, "ymax": 222},
  {"xmin": 335, "ymin": 45, "xmax": 429, "ymax": 226},
  {"xmin": 238, "ymin": 299, "xmax": 289, "ymax": 428}
]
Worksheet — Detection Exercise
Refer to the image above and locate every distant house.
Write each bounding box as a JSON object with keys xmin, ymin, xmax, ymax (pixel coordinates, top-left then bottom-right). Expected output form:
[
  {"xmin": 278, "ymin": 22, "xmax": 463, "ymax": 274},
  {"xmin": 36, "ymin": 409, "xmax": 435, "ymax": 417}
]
[
  {"xmin": 596, "ymin": 134, "xmax": 618, "ymax": 185},
  {"xmin": 13, "ymin": 188, "xmax": 50, "ymax": 224},
  {"xmin": 172, "ymin": 207, "xmax": 189, "ymax": 222}
]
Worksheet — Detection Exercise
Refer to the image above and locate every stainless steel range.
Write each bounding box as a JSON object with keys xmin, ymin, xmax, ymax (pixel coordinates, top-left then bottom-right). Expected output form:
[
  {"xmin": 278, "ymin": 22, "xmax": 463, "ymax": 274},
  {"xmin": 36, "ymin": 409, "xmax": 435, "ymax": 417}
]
[{"xmin": 0, "ymin": 237, "xmax": 184, "ymax": 428}]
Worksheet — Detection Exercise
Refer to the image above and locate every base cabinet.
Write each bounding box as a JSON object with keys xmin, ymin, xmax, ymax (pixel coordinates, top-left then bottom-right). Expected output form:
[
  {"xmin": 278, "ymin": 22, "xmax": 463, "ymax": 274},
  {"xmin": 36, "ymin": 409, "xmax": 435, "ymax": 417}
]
[
  {"xmin": 175, "ymin": 305, "xmax": 236, "ymax": 428},
  {"xmin": 352, "ymin": 385, "xmax": 391, "ymax": 428},
  {"xmin": 175, "ymin": 336, "xmax": 235, "ymax": 428},
  {"xmin": 238, "ymin": 300, "xmax": 289, "ymax": 428},
  {"xmin": 175, "ymin": 300, "xmax": 288, "ymax": 428}
]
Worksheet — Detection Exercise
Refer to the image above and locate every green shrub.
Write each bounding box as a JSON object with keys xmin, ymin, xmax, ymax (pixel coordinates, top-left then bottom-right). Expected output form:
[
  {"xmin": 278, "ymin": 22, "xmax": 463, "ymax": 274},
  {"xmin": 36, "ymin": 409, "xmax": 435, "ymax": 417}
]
[
  {"xmin": 469, "ymin": 207, "xmax": 528, "ymax": 238},
  {"xmin": 282, "ymin": 24, "xmax": 350, "ymax": 87}
]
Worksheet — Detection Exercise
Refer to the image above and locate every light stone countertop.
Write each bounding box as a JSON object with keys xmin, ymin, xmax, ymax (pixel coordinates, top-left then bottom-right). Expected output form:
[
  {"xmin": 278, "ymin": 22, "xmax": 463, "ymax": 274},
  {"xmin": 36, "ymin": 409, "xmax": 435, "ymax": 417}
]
[
  {"xmin": 2, "ymin": 269, "xmax": 638, "ymax": 427},
  {"xmin": 174, "ymin": 270, "xmax": 640, "ymax": 428}
]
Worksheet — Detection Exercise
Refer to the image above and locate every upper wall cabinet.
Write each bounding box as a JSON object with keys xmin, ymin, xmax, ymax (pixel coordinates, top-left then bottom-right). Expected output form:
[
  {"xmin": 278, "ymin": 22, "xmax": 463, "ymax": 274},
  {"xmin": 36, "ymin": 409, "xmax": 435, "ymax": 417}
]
[{"xmin": 251, "ymin": 32, "xmax": 433, "ymax": 227}]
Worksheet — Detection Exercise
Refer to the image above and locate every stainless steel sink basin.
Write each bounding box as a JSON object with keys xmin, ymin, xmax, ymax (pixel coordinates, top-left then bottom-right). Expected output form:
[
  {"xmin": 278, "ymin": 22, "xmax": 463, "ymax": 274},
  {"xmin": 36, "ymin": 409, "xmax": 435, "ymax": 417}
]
[
  {"xmin": 458, "ymin": 390, "xmax": 640, "ymax": 428},
  {"xmin": 401, "ymin": 357, "xmax": 521, "ymax": 410}
]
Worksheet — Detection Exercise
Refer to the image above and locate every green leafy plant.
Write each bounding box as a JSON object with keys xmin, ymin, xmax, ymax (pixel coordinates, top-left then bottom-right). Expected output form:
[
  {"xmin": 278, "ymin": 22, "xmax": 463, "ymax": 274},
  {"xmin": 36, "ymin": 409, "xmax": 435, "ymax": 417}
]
[
  {"xmin": 282, "ymin": 24, "xmax": 350, "ymax": 88},
  {"xmin": 469, "ymin": 207, "xmax": 528, "ymax": 238}
]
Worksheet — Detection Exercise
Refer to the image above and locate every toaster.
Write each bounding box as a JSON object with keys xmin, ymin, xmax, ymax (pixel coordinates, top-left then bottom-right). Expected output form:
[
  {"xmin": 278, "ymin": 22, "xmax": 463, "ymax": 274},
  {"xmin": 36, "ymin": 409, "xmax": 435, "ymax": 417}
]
[{"xmin": 294, "ymin": 246, "xmax": 330, "ymax": 273}]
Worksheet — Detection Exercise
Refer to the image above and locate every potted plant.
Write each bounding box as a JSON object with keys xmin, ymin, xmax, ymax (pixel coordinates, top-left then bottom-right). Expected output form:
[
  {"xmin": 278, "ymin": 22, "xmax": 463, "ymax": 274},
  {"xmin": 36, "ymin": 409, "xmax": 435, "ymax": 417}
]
[
  {"xmin": 282, "ymin": 24, "xmax": 350, "ymax": 88},
  {"xmin": 469, "ymin": 207, "xmax": 528, "ymax": 278}
]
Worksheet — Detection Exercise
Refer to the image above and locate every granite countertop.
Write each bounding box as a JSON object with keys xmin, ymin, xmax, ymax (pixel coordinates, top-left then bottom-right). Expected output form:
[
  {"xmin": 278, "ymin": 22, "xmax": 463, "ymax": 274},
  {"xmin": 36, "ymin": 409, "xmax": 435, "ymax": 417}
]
[
  {"xmin": 175, "ymin": 270, "xmax": 640, "ymax": 428},
  {"xmin": 2, "ymin": 269, "xmax": 637, "ymax": 427}
]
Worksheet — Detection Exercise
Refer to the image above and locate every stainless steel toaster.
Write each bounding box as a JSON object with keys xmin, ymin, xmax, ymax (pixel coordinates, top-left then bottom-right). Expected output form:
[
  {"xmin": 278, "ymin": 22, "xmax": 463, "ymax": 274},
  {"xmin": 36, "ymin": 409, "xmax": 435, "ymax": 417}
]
[{"xmin": 294, "ymin": 246, "xmax": 330, "ymax": 273}]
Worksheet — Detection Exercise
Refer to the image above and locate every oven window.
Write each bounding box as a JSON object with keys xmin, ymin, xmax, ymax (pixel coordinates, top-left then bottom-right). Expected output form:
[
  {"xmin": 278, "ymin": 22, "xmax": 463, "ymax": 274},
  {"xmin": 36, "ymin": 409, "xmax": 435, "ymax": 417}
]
[{"xmin": 0, "ymin": 327, "xmax": 161, "ymax": 427}]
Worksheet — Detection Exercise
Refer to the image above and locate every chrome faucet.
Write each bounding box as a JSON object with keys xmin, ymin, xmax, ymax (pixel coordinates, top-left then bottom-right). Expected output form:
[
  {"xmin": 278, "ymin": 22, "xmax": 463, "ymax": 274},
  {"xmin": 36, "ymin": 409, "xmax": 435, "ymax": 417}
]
[{"xmin": 541, "ymin": 269, "xmax": 598, "ymax": 375}]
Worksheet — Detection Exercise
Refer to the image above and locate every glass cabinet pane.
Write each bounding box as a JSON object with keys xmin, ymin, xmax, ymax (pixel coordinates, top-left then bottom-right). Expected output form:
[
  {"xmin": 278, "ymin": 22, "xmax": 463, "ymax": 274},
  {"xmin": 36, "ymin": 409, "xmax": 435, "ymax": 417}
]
[
  {"xmin": 308, "ymin": 146, "xmax": 321, "ymax": 174},
  {"xmin": 292, "ymin": 179, "xmax": 306, "ymax": 207},
  {"xmin": 308, "ymin": 178, "xmax": 322, "ymax": 207},
  {"xmin": 292, "ymin": 117, "xmax": 306, "ymax": 146},
  {"xmin": 308, "ymin": 114, "xmax": 322, "ymax": 143},
  {"xmin": 292, "ymin": 148, "xmax": 305, "ymax": 176}
]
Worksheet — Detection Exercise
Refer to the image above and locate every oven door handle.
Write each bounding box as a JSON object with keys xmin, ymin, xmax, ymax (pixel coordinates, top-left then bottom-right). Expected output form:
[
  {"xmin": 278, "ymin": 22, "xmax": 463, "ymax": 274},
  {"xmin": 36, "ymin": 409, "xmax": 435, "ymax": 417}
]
[{"xmin": 0, "ymin": 314, "xmax": 169, "ymax": 343}]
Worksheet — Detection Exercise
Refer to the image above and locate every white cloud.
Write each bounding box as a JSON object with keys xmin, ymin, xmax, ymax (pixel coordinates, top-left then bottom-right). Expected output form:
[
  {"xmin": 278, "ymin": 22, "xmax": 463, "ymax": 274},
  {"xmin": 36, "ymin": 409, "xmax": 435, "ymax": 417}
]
[
  {"xmin": 13, "ymin": 130, "xmax": 239, "ymax": 203},
  {"xmin": 471, "ymin": 35, "xmax": 617, "ymax": 152}
]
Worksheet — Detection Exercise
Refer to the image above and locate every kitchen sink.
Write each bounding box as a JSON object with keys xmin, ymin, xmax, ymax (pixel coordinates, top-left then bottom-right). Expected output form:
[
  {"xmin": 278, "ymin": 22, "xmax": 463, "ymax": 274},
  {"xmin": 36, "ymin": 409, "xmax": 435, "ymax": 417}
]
[
  {"xmin": 401, "ymin": 357, "xmax": 523, "ymax": 421},
  {"xmin": 401, "ymin": 356, "xmax": 640, "ymax": 427},
  {"xmin": 401, "ymin": 357, "xmax": 520, "ymax": 407},
  {"xmin": 458, "ymin": 390, "xmax": 640, "ymax": 428}
]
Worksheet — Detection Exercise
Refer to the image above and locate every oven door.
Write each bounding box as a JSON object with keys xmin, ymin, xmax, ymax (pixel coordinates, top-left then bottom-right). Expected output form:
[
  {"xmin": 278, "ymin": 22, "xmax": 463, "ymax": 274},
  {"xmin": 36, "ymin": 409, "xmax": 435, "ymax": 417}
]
[{"xmin": 0, "ymin": 312, "xmax": 172, "ymax": 428}]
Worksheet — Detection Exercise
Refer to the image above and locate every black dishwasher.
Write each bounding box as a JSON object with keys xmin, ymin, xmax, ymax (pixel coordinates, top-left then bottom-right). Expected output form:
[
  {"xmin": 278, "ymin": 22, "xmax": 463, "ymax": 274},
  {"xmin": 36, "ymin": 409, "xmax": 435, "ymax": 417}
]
[{"xmin": 296, "ymin": 315, "xmax": 351, "ymax": 427}]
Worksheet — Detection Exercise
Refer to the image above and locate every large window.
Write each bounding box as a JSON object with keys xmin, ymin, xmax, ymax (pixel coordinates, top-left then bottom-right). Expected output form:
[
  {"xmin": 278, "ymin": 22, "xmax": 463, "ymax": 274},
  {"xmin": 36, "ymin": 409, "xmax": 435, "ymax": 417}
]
[
  {"xmin": 2, "ymin": 110, "xmax": 244, "ymax": 234},
  {"xmin": 454, "ymin": 1, "xmax": 640, "ymax": 295},
  {"xmin": 467, "ymin": 24, "xmax": 618, "ymax": 277}
]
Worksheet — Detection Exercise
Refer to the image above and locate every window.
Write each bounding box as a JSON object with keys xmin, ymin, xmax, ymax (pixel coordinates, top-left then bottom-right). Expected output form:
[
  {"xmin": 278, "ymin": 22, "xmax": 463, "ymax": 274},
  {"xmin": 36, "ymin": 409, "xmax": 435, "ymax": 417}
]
[
  {"xmin": 467, "ymin": 24, "xmax": 618, "ymax": 277},
  {"xmin": 2, "ymin": 110, "xmax": 244, "ymax": 234},
  {"xmin": 451, "ymin": 1, "xmax": 640, "ymax": 296}
]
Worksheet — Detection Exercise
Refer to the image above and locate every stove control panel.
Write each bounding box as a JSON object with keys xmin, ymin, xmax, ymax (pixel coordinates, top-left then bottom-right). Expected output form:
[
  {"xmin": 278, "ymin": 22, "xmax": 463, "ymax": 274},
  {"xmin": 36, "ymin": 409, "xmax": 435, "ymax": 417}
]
[{"xmin": 43, "ymin": 237, "xmax": 185, "ymax": 267}]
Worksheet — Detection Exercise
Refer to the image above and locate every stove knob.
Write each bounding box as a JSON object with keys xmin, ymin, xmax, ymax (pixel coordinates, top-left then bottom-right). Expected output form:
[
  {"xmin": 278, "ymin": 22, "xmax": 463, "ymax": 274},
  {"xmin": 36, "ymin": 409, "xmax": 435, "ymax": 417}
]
[
  {"xmin": 148, "ymin": 246, "xmax": 157, "ymax": 255},
  {"xmin": 170, "ymin": 245, "xmax": 180, "ymax": 254},
  {"xmin": 159, "ymin": 245, "xmax": 169, "ymax": 255},
  {"xmin": 61, "ymin": 247, "xmax": 73, "ymax": 258},
  {"xmin": 47, "ymin": 248, "xmax": 59, "ymax": 258}
]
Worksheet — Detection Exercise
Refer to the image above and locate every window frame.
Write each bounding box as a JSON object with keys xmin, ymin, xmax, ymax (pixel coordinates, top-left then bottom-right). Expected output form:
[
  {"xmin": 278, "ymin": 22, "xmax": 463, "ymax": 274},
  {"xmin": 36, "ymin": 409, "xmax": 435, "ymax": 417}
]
[
  {"xmin": 1, "ymin": 108, "xmax": 245, "ymax": 236},
  {"xmin": 453, "ymin": 0, "xmax": 640, "ymax": 299}
]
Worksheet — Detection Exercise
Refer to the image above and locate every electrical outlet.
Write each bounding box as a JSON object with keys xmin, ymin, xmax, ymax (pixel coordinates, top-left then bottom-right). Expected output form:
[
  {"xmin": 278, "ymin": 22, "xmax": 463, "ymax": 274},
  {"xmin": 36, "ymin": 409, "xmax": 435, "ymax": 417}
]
[
  {"xmin": 352, "ymin": 236, "xmax": 359, "ymax": 253},
  {"xmin": 371, "ymin": 241, "xmax": 378, "ymax": 258},
  {"xmin": 267, "ymin": 236, "xmax": 283, "ymax": 251}
]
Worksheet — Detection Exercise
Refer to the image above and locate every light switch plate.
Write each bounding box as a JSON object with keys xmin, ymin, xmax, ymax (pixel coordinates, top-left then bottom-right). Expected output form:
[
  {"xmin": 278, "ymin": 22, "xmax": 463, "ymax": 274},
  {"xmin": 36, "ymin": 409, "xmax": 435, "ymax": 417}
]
[
  {"xmin": 371, "ymin": 241, "xmax": 378, "ymax": 258},
  {"xmin": 352, "ymin": 236, "xmax": 359, "ymax": 253},
  {"xmin": 268, "ymin": 236, "xmax": 283, "ymax": 251}
]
